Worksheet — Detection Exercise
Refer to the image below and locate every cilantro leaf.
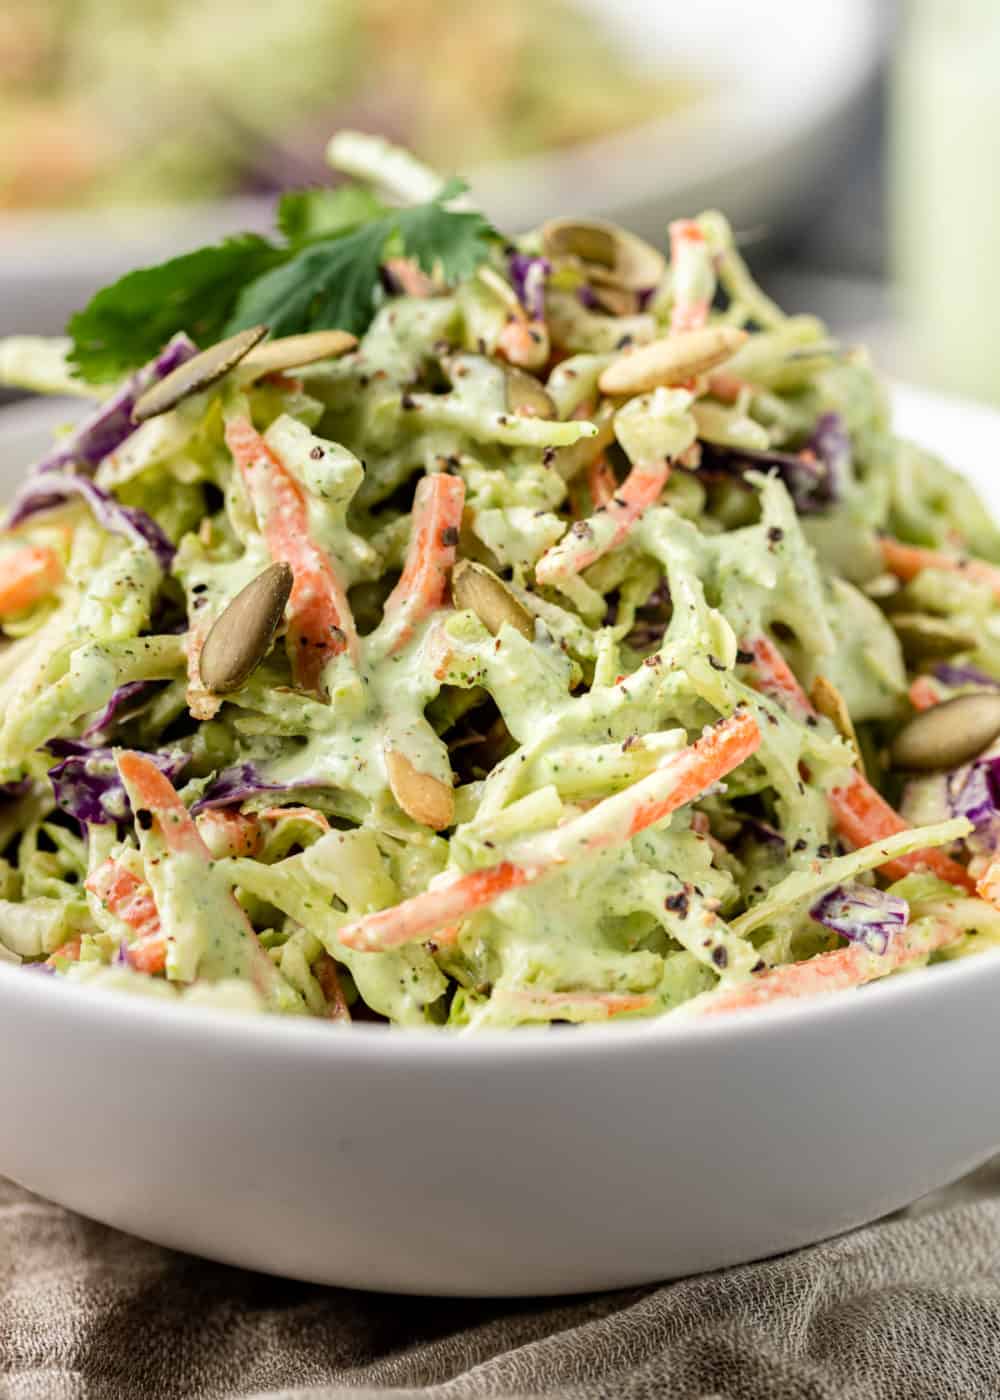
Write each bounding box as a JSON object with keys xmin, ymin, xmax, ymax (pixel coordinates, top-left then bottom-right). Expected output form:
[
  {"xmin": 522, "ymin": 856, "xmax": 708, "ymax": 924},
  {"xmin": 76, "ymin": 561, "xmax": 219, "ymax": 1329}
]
[
  {"xmin": 226, "ymin": 226, "xmax": 387, "ymax": 339},
  {"xmin": 393, "ymin": 177, "xmax": 493, "ymax": 284},
  {"xmin": 277, "ymin": 185, "xmax": 386, "ymax": 244},
  {"xmin": 228, "ymin": 181, "xmax": 495, "ymax": 339},
  {"xmin": 67, "ymin": 176, "xmax": 497, "ymax": 382},
  {"xmin": 67, "ymin": 235, "xmax": 284, "ymax": 383}
]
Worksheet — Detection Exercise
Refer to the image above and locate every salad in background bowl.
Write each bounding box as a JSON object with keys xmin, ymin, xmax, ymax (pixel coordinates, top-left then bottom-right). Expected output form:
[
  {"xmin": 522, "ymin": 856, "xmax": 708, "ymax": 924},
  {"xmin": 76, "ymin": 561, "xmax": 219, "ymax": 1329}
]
[
  {"xmin": 0, "ymin": 132, "xmax": 998, "ymax": 1031},
  {"xmin": 0, "ymin": 0, "xmax": 880, "ymax": 337}
]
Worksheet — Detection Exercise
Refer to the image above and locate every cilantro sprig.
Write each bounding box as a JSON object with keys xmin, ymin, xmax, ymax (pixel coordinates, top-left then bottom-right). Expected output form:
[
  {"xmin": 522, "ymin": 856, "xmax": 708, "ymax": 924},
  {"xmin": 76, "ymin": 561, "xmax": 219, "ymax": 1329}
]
[{"xmin": 68, "ymin": 178, "xmax": 496, "ymax": 383}]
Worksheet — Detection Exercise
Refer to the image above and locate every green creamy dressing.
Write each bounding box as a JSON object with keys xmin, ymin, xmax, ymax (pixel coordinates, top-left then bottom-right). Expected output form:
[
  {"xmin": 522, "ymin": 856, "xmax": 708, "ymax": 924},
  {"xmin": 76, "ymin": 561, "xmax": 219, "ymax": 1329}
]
[{"xmin": 2, "ymin": 246, "xmax": 990, "ymax": 1025}]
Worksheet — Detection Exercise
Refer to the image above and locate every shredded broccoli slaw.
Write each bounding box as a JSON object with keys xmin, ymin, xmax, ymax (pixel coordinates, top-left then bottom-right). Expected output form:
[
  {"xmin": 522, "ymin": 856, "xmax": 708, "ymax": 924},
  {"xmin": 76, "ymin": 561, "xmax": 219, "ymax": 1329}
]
[{"xmin": 3, "ymin": 135, "xmax": 1000, "ymax": 1030}]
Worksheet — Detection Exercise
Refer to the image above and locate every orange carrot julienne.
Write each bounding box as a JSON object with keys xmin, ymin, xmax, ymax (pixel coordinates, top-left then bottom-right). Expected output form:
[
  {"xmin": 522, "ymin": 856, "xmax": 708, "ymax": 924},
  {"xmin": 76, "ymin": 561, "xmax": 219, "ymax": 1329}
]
[
  {"xmin": 535, "ymin": 462, "xmax": 670, "ymax": 585},
  {"xmin": 0, "ymin": 544, "xmax": 62, "ymax": 616},
  {"xmin": 86, "ymin": 859, "xmax": 161, "ymax": 943},
  {"xmin": 908, "ymin": 676, "xmax": 941, "ymax": 711},
  {"xmin": 45, "ymin": 936, "xmax": 82, "ymax": 967},
  {"xmin": 669, "ymin": 219, "xmax": 711, "ymax": 334},
  {"xmin": 496, "ymin": 318, "xmax": 548, "ymax": 370},
  {"xmin": 745, "ymin": 634, "xmax": 813, "ymax": 720},
  {"xmin": 340, "ymin": 708, "xmax": 760, "ymax": 952},
  {"xmin": 225, "ymin": 414, "xmax": 358, "ymax": 691},
  {"xmin": 586, "ymin": 454, "xmax": 617, "ymax": 510},
  {"xmin": 194, "ymin": 808, "xmax": 262, "ymax": 859},
  {"xmin": 699, "ymin": 918, "xmax": 963, "ymax": 1016},
  {"xmin": 976, "ymin": 857, "xmax": 1000, "ymax": 908},
  {"xmin": 745, "ymin": 633, "xmax": 976, "ymax": 891},
  {"xmin": 117, "ymin": 752, "xmax": 207, "ymax": 859},
  {"xmin": 502, "ymin": 989, "xmax": 655, "ymax": 1017},
  {"xmin": 341, "ymin": 861, "xmax": 532, "ymax": 954},
  {"xmin": 706, "ymin": 370, "xmax": 748, "ymax": 404},
  {"xmin": 880, "ymin": 537, "xmax": 1000, "ymax": 600},
  {"xmin": 116, "ymin": 750, "xmax": 286, "ymax": 995},
  {"xmin": 381, "ymin": 472, "xmax": 465, "ymax": 653},
  {"xmin": 827, "ymin": 772, "xmax": 975, "ymax": 891}
]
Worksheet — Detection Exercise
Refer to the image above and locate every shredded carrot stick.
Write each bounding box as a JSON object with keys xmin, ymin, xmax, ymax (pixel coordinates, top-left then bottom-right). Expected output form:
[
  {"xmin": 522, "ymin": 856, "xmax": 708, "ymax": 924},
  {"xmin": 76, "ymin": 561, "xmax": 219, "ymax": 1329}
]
[
  {"xmin": 127, "ymin": 937, "xmax": 168, "ymax": 974},
  {"xmin": 880, "ymin": 537, "xmax": 1000, "ymax": 601},
  {"xmin": 195, "ymin": 809, "xmax": 262, "ymax": 859},
  {"xmin": 908, "ymin": 676, "xmax": 941, "ymax": 711},
  {"xmin": 339, "ymin": 708, "xmax": 760, "ymax": 952},
  {"xmin": 746, "ymin": 634, "xmax": 813, "ymax": 720},
  {"xmin": 699, "ymin": 918, "xmax": 962, "ymax": 1016},
  {"xmin": 225, "ymin": 414, "xmax": 358, "ymax": 691},
  {"xmin": 86, "ymin": 859, "xmax": 166, "ymax": 972},
  {"xmin": 380, "ymin": 472, "xmax": 465, "ymax": 653},
  {"xmin": 976, "ymin": 857, "xmax": 1000, "ymax": 908},
  {"xmin": 117, "ymin": 753, "xmax": 208, "ymax": 859},
  {"xmin": 536, "ymin": 462, "xmax": 670, "ymax": 586},
  {"xmin": 0, "ymin": 544, "xmax": 62, "ymax": 616},
  {"xmin": 86, "ymin": 859, "xmax": 161, "ymax": 941},
  {"xmin": 828, "ymin": 772, "xmax": 975, "ymax": 890},
  {"xmin": 586, "ymin": 454, "xmax": 617, "ymax": 510},
  {"xmin": 705, "ymin": 370, "xmax": 748, "ymax": 404},
  {"xmin": 496, "ymin": 318, "xmax": 548, "ymax": 371},
  {"xmin": 746, "ymin": 633, "xmax": 976, "ymax": 891},
  {"xmin": 501, "ymin": 988, "xmax": 655, "ymax": 1018},
  {"xmin": 116, "ymin": 751, "xmax": 285, "ymax": 994},
  {"xmin": 669, "ymin": 219, "xmax": 711, "ymax": 334},
  {"xmin": 44, "ymin": 936, "xmax": 82, "ymax": 967}
]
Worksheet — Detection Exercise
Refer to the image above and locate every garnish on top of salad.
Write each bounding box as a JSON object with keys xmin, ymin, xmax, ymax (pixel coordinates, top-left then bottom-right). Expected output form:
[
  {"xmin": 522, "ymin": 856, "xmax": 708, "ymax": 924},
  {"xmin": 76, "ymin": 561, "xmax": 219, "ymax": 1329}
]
[{"xmin": 1, "ymin": 132, "xmax": 999, "ymax": 1029}]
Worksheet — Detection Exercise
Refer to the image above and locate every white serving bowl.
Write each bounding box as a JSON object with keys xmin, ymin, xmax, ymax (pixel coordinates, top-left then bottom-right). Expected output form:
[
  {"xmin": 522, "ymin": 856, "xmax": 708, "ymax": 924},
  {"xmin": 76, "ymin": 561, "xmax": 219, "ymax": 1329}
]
[
  {"xmin": 0, "ymin": 0, "xmax": 881, "ymax": 337},
  {"xmin": 0, "ymin": 382, "xmax": 997, "ymax": 1297}
]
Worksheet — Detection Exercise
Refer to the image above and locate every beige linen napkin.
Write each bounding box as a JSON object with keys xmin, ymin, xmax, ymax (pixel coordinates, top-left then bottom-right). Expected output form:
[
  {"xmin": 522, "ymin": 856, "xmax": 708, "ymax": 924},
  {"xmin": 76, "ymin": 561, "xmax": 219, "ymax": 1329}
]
[{"xmin": 2, "ymin": 1163, "xmax": 1000, "ymax": 1400}]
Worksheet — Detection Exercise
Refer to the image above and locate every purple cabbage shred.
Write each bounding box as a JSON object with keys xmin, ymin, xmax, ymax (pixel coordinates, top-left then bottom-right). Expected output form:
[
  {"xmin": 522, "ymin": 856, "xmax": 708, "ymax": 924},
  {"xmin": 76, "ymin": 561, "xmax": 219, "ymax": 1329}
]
[
  {"xmin": 82, "ymin": 682, "xmax": 157, "ymax": 741},
  {"xmin": 948, "ymin": 756, "xmax": 1000, "ymax": 834},
  {"xmin": 933, "ymin": 663, "xmax": 1000, "ymax": 690},
  {"xmin": 47, "ymin": 741, "xmax": 188, "ymax": 827},
  {"xmin": 809, "ymin": 882, "xmax": 909, "ymax": 955},
  {"xmin": 507, "ymin": 254, "xmax": 550, "ymax": 320},
  {"xmin": 191, "ymin": 762, "xmax": 296, "ymax": 812},
  {"xmin": 7, "ymin": 475, "xmax": 174, "ymax": 568},
  {"xmin": 29, "ymin": 334, "xmax": 196, "ymax": 481},
  {"xmin": 697, "ymin": 410, "xmax": 851, "ymax": 515}
]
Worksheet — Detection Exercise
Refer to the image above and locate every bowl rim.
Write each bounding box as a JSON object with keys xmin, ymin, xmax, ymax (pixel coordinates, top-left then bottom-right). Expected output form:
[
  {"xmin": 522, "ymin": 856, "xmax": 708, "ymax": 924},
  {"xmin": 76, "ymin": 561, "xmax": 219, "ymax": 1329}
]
[{"xmin": 2, "ymin": 943, "xmax": 998, "ymax": 1065}]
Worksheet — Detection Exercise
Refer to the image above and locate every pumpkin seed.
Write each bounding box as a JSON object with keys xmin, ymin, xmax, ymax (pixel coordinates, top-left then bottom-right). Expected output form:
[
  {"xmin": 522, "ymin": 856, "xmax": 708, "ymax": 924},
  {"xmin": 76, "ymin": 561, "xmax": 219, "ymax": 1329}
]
[
  {"xmin": 891, "ymin": 613, "xmax": 977, "ymax": 662},
  {"xmin": 505, "ymin": 367, "xmax": 556, "ymax": 419},
  {"xmin": 810, "ymin": 674, "xmax": 864, "ymax": 770},
  {"xmin": 598, "ymin": 327, "xmax": 748, "ymax": 397},
  {"xmin": 133, "ymin": 326, "xmax": 268, "ymax": 422},
  {"xmin": 198, "ymin": 561, "xmax": 293, "ymax": 694},
  {"xmin": 587, "ymin": 280, "xmax": 640, "ymax": 318},
  {"xmin": 541, "ymin": 218, "xmax": 665, "ymax": 292},
  {"xmin": 452, "ymin": 560, "xmax": 533, "ymax": 640},
  {"xmin": 241, "ymin": 329, "xmax": 357, "ymax": 377},
  {"xmin": 890, "ymin": 692, "xmax": 1000, "ymax": 771},
  {"xmin": 385, "ymin": 748, "xmax": 454, "ymax": 830}
]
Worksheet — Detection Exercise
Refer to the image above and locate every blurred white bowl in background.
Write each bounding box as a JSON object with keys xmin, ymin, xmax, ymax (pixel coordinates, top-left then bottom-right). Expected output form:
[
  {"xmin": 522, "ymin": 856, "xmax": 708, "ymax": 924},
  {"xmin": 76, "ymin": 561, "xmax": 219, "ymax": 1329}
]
[{"xmin": 0, "ymin": 0, "xmax": 881, "ymax": 338}]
